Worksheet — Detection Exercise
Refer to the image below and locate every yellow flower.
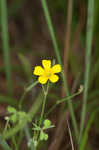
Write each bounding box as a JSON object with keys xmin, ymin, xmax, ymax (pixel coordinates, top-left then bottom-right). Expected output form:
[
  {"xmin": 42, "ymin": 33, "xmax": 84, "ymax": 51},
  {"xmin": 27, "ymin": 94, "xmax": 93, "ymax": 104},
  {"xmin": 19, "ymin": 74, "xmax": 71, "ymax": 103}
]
[{"xmin": 33, "ymin": 60, "xmax": 61, "ymax": 84}]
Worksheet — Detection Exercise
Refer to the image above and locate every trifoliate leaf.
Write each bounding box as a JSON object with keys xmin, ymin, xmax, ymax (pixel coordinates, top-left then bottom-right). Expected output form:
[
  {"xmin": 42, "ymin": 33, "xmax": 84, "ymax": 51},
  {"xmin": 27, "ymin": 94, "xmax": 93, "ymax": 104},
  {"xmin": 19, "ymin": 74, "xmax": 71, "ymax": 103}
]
[
  {"xmin": 44, "ymin": 119, "xmax": 51, "ymax": 128},
  {"xmin": 40, "ymin": 131, "xmax": 48, "ymax": 141}
]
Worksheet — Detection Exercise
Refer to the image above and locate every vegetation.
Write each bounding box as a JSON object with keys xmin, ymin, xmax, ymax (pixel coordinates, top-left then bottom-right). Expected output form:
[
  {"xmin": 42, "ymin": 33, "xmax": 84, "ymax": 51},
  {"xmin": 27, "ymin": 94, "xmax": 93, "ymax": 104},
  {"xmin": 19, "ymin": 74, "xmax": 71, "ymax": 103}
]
[{"xmin": 0, "ymin": 0, "xmax": 99, "ymax": 150}]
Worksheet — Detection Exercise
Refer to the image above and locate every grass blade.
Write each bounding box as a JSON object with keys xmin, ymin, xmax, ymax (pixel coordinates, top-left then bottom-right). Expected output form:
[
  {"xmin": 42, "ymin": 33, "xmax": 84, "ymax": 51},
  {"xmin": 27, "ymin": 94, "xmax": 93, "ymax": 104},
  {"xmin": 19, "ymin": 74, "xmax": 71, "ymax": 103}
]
[
  {"xmin": 0, "ymin": 95, "xmax": 18, "ymax": 106},
  {"xmin": 0, "ymin": 0, "xmax": 13, "ymax": 95},
  {"xmin": 79, "ymin": 0, "xmax": 94, "ymax": 142},
  {"xmin": 41, "ymin": 0, "xmax": 62, "ymax": 66},
  {"xmin": 79, "ymin": 109, "xmax": 99, "ymax": 150}
]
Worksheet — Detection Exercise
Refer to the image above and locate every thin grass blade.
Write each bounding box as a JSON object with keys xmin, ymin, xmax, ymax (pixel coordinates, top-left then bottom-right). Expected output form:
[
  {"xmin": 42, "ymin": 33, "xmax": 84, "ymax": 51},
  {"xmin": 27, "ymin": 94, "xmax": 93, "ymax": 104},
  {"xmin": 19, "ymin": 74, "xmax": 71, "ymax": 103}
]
[
  {"xmin": 79, "ymin": 0, "xmax": 94, "ymax": 142},
  {"xmin": 0, "ymin": 0, "xmax": 13, "ymax": 95}
]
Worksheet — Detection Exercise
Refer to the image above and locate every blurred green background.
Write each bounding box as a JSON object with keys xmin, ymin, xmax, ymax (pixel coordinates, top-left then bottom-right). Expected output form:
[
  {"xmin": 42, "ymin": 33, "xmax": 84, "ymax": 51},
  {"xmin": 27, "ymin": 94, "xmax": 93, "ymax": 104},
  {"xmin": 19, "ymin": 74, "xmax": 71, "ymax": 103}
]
[{"xmin": 0, "ymin": 0, "xmax": 99, "ymax": 150}]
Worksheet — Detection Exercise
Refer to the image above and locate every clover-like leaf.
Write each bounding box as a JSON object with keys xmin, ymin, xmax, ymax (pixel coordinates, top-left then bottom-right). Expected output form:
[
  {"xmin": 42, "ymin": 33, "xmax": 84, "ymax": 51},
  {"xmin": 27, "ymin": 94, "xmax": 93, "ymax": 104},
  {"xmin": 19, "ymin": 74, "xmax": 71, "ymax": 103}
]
[
  {"xmin": 40, "ymin": 131, "xmax": 45, "ymax": 141},
  {"xmin": 44, "ymin": 119, "xmax": 51, "ymax": 128},
  {"xmin": 40, "ymin": 131, "xmax": 48, "ymax": 141},
  {"xmin": 8, "ymin": 106, "xmax": 16, "ymax": 113}
]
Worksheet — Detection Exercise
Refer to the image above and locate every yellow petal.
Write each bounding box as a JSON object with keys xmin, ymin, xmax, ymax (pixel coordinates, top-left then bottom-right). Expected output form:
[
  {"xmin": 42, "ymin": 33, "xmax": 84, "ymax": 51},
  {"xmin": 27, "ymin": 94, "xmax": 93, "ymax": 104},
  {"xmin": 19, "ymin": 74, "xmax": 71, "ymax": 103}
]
[
  {"xmin": 52, "ymin": 64, "xmax": 61, "ymax": 73},
  {"xmin": 49, "ymin": 74, "xmax": 59, "ymax": 83},
  {"xmin": 42, "ymin": 60, "xmax": 51, "ymax": 69},
  {"xmin": 33, "ymin": 66, "xmax": 44, "ymax": 75},
  {"xmin": 38, "ymin": 76, "xmax": 48, "ymax": 84}
]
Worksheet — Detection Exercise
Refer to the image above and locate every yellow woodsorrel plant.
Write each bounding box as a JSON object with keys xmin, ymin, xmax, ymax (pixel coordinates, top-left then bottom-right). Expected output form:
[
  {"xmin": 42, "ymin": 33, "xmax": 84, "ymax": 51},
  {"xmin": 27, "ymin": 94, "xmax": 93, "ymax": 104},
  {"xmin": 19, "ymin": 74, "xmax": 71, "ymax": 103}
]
[
  {"xmin": 31, "ymin": 60, "xmax": 83, "ymax": 149},
  {"xmin": 32, "ymin": 60, "xmax": 61, "ymax": 148},
  {"xmin": 4, "ymin": 59, "xmax": 83, "ymax": 150}
]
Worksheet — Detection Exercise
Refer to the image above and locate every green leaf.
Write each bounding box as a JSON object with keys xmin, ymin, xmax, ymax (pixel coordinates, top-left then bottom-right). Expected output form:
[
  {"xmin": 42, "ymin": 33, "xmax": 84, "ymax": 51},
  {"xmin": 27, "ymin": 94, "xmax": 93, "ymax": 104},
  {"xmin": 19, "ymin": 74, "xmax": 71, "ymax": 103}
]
[
  {"xmin": 10, "ymin": 114, "xmax": 17, "ymax": 123},
  {"xmin": 8, "ymin": 106, "xmax": 16, "ymax": 113},
  {"xmin": 40, "ymin": 131, "xmax": 48, "ymax": 141},
  {"xmin": 44, "ymin": 119, "xmax": 51, "ymax": 128},
  {"xmin": 44, "ymin": 133, "xmax": 48, "ymax": 141},
  {"xmin": 18, "ymin": 111, "xmax": 31, "ymax": 124},
  {"xmin": 40, "ymin": 131, "xmax": 45, "ymax": 141}
]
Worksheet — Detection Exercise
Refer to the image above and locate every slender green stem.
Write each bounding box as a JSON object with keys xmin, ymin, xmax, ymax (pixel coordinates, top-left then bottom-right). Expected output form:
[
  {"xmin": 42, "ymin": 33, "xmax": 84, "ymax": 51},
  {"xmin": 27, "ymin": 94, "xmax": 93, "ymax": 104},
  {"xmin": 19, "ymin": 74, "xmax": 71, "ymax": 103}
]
[
  {"xmin": 41, "ymin": 0, "xmax": 62, "ymax": 66},
  {"xmin": 45, "ymin": 103, "xmax": 57, "ymax": 117},
  {"xmin": 41, "ymin": 0, "xmax": 78, "ymax": 139},
  {"xmin": 25, "ymin": 81, "xmax": 38, "ymax": 92},
  {"xmin": 4, "ymin": 118, "xmax": 10, "ymax": 133},
  {"xmin": 39, "ymin": 93, "xmax": 47, "ymax": 126},
  {"xmin": 35, "ymin": 92, "xmax": 47, "ymax": 146},
  {"xmin": 39, "ymin": 83, "xmax": 49, "ymax": 126},
  {"xmin": 19, "ymin": 91, "xmax": 27, "ymax": 109},
  {"xmin": 19, "ymin": 81, "xmax": 38, "ymax": 109},
  {"xmin": 46, "ymin": 87, "xmax": 83, "ymax": 116},
  {"xmin": 0, "ymin": 0, "xmax": 13, "ymax": 96},
  {"xmin": 79, "ymin": 0, "xmax": 94, "ymax": 142}
]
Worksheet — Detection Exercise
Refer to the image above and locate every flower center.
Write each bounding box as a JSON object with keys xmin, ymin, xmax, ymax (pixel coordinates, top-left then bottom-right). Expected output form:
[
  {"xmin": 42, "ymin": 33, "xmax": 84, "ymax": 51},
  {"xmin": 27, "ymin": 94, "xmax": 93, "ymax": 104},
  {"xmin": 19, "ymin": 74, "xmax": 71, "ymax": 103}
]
[
  {"xmin": 46, "ymin": 72, "xmax": 51, "ymax": 77},
  {"xmin": 44, "ymin": 68, "xmax": 53, "ymax": 78}
]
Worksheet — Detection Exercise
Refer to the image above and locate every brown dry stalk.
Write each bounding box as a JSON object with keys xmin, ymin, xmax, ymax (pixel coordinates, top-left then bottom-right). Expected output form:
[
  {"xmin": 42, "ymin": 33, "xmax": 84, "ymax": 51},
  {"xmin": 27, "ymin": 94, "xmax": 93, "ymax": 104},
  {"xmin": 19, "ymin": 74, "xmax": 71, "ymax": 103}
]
[
  {"xmin": 48, "ymin": 1, "xmax": 73, "ymax": 150},
  {"xmin": 62, "ymin": 0, "xmax": 73, "ymax": 97}
]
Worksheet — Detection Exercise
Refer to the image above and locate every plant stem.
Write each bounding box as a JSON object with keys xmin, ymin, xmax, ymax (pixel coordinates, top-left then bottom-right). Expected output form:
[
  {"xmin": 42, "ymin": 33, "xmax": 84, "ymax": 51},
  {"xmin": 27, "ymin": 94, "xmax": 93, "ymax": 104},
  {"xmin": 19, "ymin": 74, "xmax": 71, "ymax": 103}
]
[
  {"xmin": 19, "ymin": 91, "xmax": 27, "ymax": 109},
  {"xmin": 40, "ymin": 0, "xmax": 62, "ymax": 66},
  {"xmin": 4, "ymin": 118, "xmax": 10, "ymax": 133},
  {"xmin": 35, "ymin": 90, "xmax": 48, "ymax": 145},
  {"xmin": 25, "ymin": 81, "xmax": 38, "ymax": 92},
  {"xmin": 39, "ymin": 93, "xmax": 47, "ymax": 126},
  {"xmin": 79, "ymin": 0, "xmax": 94, "ymax": 143},
  {"xmin": 0, "ymin": 0, "xmax": 13, "ymax": 96},
  {"xmin": 19, "ymin": 81, "xmax": 38, "ymax": 109},
  {"xmin": 41, "ymin": 0, "xmax": 78, "ymax": 139},
  {"xmin": 46, "ymin": 87, "xmax": 83, "ymax": 117}
]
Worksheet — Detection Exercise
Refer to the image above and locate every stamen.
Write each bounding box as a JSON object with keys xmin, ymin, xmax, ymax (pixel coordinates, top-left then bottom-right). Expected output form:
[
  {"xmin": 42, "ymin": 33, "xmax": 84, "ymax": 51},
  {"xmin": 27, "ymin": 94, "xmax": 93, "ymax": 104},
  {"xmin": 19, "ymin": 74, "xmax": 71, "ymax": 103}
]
[{"xmin": 46, "ymin": 72, "xmax": 51, "ymax": 77}]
